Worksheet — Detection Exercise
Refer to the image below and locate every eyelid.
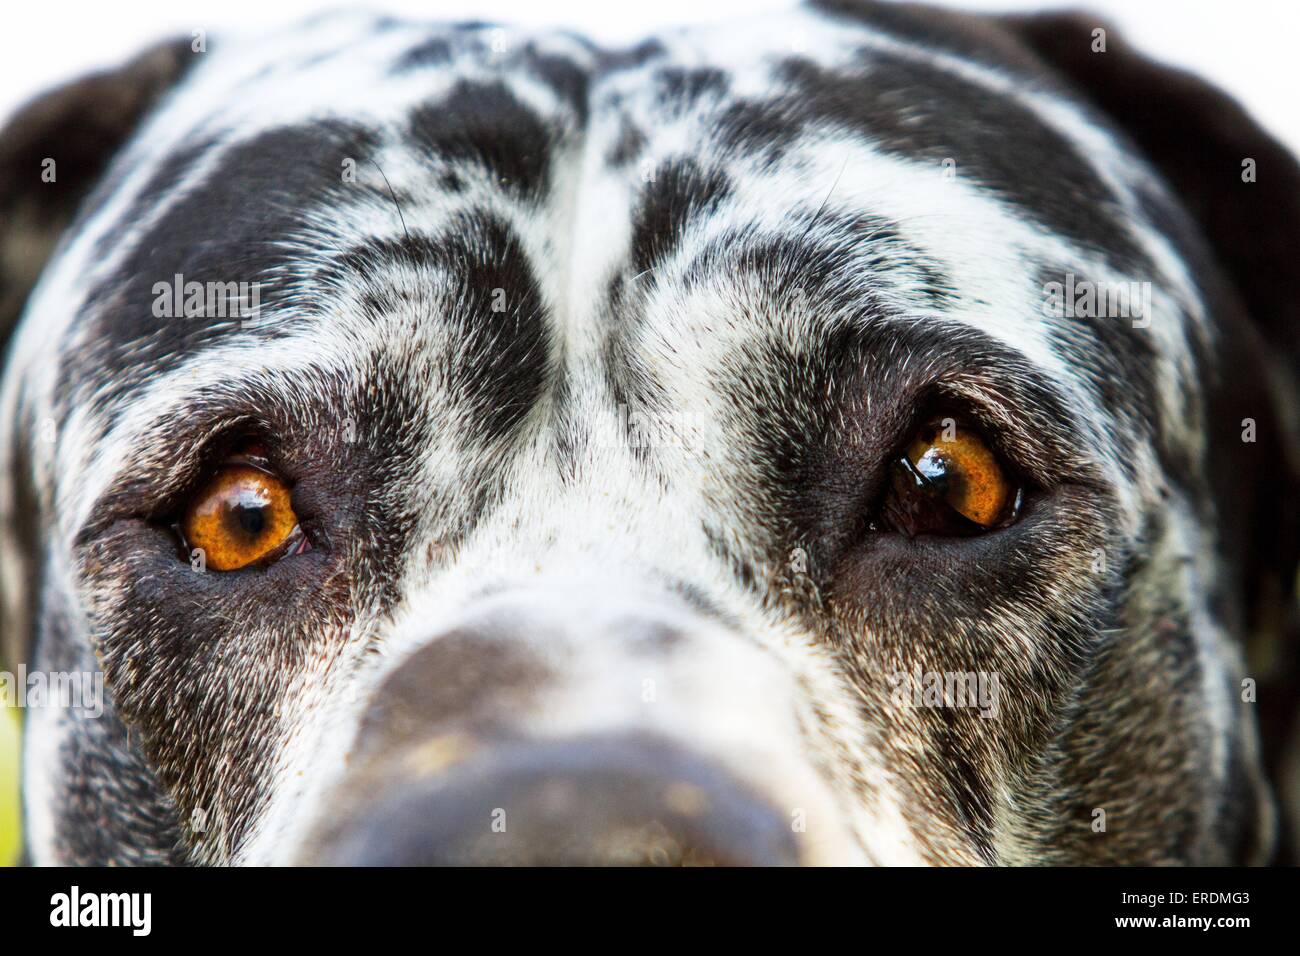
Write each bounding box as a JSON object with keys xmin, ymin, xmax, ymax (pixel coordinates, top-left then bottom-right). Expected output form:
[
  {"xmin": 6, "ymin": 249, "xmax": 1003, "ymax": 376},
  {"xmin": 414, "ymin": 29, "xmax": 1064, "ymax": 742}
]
[{"xmin": 77, "ymin": 419, "xmax": 275, "ymax": 546}]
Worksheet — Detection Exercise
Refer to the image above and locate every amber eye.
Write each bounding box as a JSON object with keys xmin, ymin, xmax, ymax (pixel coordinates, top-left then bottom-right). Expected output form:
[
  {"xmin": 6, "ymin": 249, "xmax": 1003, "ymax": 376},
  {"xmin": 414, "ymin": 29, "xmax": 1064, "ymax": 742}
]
[
  {"xmin": 180, "ymin": 464, "xmax": 304, "ymax": 571},
  {"xmin": 878, "ymin": 418, "xmax": 1021, "ymax": 537}
]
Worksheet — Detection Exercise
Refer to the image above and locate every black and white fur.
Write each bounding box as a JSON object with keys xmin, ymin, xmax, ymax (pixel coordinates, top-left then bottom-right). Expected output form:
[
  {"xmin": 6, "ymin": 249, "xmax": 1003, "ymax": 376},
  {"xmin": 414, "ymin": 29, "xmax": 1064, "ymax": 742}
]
[{"xmin": 1, "ymin": 1, "xmax": 1297, "ymax": 865}]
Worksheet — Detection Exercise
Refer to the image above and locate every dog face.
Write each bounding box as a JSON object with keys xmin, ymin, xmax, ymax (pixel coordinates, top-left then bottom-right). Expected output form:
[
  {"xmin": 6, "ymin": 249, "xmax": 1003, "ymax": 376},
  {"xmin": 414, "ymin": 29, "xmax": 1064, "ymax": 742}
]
[{"xmin": 2, "ymin": 2, "xmax": 1297, "ymax": 865}]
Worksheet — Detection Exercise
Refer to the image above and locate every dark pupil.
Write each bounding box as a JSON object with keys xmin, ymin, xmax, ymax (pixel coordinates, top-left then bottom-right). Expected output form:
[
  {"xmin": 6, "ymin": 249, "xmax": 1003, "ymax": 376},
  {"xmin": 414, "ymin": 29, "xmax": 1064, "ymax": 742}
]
[{"xmin": 231, "ymin": 503, "xmax": 266, "ymax": 536}]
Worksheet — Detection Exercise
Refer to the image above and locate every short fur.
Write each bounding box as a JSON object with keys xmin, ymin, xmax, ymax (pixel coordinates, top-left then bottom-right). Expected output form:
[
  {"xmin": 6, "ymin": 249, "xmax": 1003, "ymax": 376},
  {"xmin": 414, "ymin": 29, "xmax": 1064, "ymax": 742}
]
[{"xmin": 1, "ymin": 2, "xmax": 1297, "ymax": 865}]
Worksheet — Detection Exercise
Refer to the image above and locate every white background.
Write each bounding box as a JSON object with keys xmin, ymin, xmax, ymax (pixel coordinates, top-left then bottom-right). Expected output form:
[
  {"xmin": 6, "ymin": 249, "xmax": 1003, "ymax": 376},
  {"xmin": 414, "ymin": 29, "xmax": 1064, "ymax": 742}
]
[{"xmin": 0, "ymin": 0, "xmax": 1297, "ymax": 153}]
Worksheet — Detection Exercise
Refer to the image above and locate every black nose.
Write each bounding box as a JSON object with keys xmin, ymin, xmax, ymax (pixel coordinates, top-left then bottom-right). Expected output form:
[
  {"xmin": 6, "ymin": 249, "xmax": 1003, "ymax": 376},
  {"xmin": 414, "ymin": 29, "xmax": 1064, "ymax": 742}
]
[{"xmin": 310, "ymin": 735, "xmax": 800, "ymax": 866}]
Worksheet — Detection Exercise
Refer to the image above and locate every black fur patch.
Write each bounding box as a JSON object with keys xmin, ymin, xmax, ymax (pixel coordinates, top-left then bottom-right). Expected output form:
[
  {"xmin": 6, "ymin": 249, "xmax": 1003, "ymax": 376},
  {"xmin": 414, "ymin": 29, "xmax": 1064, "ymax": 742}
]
[
  {"xmin": 606, "ymin": 118, "xmax": 648, "ymax": 167},
  {"xmin": 598, "ymin": 38, "xmax": 667, "ymax": 73},
  {"xmin": 655, "ymin": 67, "xmax": 730, "ymax": 112},
  {"xmin": 407, "ymin": 80, "xmax": 558, "ymax": 198},
  {"xmin": 56, "ymin": 120, "xmax": 381, "ymax": 427},
  {"xmin": 317, "ymin": 211, "xmax": 551, "ymax": 448},
  {"xmin": 627, "ymin": 158, "xmax": 733, "ymax": 277},
  {"xmin": 393, "ymin": 36, "xmax": 454, "ymax": 70},
  {"xmin": 523, "ymin": 46, "xmax": 592, "ymax": 125},
  {"xmin": 772, "ymin": 51, "xmax": 1155, "ymax": 273}
]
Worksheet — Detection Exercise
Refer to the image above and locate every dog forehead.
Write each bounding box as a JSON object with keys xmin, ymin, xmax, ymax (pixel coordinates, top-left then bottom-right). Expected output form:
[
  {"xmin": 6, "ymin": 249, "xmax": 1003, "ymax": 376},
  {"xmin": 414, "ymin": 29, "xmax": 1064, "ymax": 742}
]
[
  {"xmin": 46, "ymin": 11, "xmax": 1158, "ymax": 354},
  {"xmin": 20, "ymin": 6, "xmax": 1204, "ymax": 534},
  {"xmin": 28, "ymin": 15, "xmax": 590, "ymax": 455}
]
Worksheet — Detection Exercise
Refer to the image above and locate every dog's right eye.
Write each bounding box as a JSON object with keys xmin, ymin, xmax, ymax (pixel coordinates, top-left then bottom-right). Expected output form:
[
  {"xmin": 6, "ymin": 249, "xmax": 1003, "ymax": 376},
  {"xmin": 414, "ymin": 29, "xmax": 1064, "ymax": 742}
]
[
  {"xmin": 179, "ymin": 459, "xmax": 307, "ymax": 571},
  {"xmin": 874, "ymin": 418, "xmax": 1023, "ymax": 537}
]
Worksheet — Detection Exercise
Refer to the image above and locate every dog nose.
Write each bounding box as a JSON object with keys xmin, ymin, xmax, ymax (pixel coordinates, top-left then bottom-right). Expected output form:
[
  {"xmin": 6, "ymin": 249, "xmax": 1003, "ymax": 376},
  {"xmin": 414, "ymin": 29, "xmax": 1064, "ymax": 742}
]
[{"xmin": 310, "ymin": 735, "xmax": 800, "ymax": 865}]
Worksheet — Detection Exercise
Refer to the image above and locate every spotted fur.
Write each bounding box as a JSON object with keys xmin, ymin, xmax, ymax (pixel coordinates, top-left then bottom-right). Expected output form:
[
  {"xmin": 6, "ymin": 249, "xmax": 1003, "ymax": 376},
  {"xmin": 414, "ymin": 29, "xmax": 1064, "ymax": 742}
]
[{"xmin": 1, "ymin": 2, "xmax": 1296, "ymax": 865}]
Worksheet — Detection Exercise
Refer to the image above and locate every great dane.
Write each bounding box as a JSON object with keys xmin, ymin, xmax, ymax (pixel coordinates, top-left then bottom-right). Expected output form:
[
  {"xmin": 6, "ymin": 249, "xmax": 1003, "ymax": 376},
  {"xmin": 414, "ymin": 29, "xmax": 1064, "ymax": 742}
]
[{"xmin": 1, "ymin": 2, "xmax": 1297, "ymax": 865}]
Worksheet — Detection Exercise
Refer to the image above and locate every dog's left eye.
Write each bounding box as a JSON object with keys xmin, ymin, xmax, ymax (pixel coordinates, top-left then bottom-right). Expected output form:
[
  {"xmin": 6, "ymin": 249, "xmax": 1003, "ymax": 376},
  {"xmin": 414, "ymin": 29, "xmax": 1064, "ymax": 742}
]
[
  {"xmin": 179, "ymin": 462, "xmax": 306, "ymax": 571},
  {"xmin": 876, "ymin": 418, "xmax": 1022, "ymax": 537}
]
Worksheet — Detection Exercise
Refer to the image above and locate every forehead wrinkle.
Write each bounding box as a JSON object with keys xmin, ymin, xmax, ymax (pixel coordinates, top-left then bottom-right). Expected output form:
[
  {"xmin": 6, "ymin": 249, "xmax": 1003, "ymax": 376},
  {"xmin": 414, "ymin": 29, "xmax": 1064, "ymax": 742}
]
[
  {"xmin": 578, "ymin": 22, "xmax": 1183, "ymax": 532},
  {"xmin": 50, "ymin": 24, "xmax": 447, "ymax": 291},
  {"xmin": 45, "ymin": 82, "xmax": 576, "ymax": 520},
  {"xmin": 40, "ymin": 1, "xmax": 1180, "ymax": 561},
  {"xmin": 829, "ymin": 18, "xmax": 1145, "ymax": 216},
  {"xmin": 55, "ymin": 301, "xmax": 465, "ymax": 540},
  {"xmin": 834, "ymin": 19, "xmax": 1212, "ymax": 348},
  {"xmin": 43, "ymin": 22, "xmax": 587, "ymax": 366},
  {"xmin": 782, "ymin": 140, "xmax": 1154, "ymax": 459}
]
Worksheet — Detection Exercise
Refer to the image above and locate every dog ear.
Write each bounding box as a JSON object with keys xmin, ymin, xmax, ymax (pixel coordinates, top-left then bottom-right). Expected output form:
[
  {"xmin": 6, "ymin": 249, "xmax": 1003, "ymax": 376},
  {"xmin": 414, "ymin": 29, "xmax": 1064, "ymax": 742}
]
[
  {"xmin": 0, "ymin": 38, "xmax": 195, "ymax": 358},
  {"xmin": 1000, "ymin": 10, "xmax": 1300, "ymax": 862},
  {"xmin": 0, "ymin": 39, "xmax": 194, "ymax": 673},
  {"xmin": 1000, "ymin": 11, "xmax": 1300, "ymax": 366}
]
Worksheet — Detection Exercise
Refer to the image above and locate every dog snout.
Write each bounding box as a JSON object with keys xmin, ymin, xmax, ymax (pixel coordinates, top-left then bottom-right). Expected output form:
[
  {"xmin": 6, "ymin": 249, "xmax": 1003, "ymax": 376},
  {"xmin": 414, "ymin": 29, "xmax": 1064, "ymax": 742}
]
[
  {"xmin": 290, "ymin": 593, "xmax": 862, "ymax": 864},
  {"xmin": 306, "ymin": 735, "xmax": 800, "ymax": 866}
]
